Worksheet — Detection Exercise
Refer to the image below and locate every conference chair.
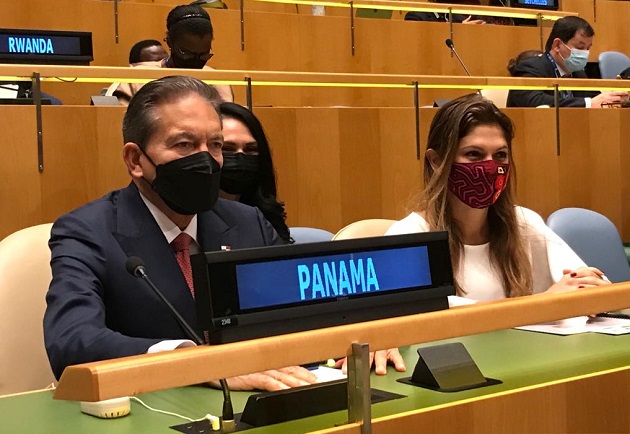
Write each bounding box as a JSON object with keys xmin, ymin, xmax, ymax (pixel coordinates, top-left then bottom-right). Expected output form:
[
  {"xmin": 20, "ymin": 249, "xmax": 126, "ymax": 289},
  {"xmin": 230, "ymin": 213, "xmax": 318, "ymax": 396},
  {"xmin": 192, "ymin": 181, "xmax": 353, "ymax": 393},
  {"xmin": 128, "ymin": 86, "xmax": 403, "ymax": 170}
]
[
  {"xmin": 0, "ymin": 223, "xmax": 56, "ymax": 395},
  {"xmin": 546, "ymin": 208, "xmax": 630, "ymax": 283},
  {"xmin": 598, "ymin": 51, "xmax": 630, "ymax": 79},
  {"xmin": 332, "ymin": 219, "xmax": 396, "ymax": 241},
  {"xmin": 480, "ymin": 89, "xmax": 508, "ymax": 108},
  {"xmin": 289, "ymin": 227, "xmax": 334, "ymax": 243}
]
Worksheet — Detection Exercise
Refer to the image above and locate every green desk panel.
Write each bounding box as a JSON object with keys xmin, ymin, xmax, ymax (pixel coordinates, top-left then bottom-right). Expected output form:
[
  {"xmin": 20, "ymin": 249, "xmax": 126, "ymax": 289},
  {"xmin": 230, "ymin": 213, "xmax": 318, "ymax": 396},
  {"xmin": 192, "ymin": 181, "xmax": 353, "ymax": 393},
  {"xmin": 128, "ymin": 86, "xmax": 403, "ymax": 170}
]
[{"xmin": 2, "ymin": 329, "xmax": 629, "ymax": 434}]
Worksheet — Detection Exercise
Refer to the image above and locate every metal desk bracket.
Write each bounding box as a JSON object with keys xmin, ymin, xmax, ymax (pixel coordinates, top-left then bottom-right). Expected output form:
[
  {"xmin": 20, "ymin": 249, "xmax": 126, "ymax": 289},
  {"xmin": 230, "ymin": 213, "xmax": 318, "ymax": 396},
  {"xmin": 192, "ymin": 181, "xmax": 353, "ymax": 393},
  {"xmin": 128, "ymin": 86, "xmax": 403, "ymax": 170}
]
[
  {"xmin": 31, "ymin": 72, "xmax": 44, "ymax": 172},
  {"xmin": 413, "ymin": 80, "xmax": 421, "ymax": 160},
  {"xmin": 448, "ymin": 8, "xmax": 454, "ymax": 52},
  {"xmin": 349, "ymin": 1, "xmax": 355, "ymax": 56},
  {"xmin": 537, "ymin": 13, "xmax": 543, "ymax": 51},
  {"xmin": 114, "ymin": 0, "xmax": 119, "ymax": 44},
  {"xmin": 245, "ymin": 76, "xmax": 253, "ymax": 110},
  {"xmin": 240, "ymin": 0, "xmax": 245, "ymax": 51},
  {"xmin": 346, "ymin": 342, "xmax": 372, "ymax": 433},
  {"xmin": 554, "ymin": 83, "xmax": 560, "ymax": 156}
]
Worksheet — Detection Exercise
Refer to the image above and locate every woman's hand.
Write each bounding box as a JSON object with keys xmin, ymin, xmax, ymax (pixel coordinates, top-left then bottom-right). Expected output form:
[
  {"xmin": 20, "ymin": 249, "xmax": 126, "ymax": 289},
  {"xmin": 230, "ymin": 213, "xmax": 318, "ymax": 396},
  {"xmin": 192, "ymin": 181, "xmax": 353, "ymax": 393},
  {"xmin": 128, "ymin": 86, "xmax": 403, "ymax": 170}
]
[
  {"xmin": 462, "ymin": 16, "xmax": 486, "ymax": 24},
  {"xmin": 335, "ymin": 348, "xmax": 406, "ymax": 375},
  {"xmin": 546, "ymin": 267, "xmax": 610, "ymax": 293}
]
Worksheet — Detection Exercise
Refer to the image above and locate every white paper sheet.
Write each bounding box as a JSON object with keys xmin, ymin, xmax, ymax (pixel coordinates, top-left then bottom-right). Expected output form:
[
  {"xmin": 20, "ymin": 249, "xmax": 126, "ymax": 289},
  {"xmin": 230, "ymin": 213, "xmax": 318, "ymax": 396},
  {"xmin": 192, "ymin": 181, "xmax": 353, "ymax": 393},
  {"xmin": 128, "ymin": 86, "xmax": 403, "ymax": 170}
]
[{"xmin": 516, "ymin": 316, "xmax": 630, "ymax": 336}]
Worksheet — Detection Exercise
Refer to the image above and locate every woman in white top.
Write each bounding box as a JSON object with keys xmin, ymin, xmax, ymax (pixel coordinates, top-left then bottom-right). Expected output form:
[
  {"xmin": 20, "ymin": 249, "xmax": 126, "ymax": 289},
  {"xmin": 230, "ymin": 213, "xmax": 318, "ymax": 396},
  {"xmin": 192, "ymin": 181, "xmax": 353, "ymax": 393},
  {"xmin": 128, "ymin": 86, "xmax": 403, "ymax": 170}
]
[{"xmin": 387, "ymin": 94, "xmax": 608, "ymax": 301}]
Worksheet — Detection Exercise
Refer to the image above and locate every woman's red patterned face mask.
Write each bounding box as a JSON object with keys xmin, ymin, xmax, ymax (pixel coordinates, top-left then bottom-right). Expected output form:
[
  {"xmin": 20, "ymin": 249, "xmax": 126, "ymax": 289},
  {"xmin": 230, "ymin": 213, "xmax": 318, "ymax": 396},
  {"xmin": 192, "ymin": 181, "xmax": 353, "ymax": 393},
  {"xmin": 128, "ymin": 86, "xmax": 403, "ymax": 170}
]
[{"xmin": 448, "ymin": 160, "xmax": 509, "ymax": 209}]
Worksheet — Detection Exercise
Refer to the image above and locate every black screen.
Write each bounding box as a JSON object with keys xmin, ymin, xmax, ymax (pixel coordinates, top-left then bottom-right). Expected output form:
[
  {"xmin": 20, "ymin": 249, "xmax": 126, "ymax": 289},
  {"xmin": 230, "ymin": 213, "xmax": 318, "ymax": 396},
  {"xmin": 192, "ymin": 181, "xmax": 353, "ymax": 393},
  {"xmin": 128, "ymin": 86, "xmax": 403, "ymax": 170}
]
[
  {"xmin": 192, "ymin": 232, "xmax": 455, "ymax": 344},
  {"xmin": 0, "ymin": 29, "xmax": 93, "ymax": 65}
]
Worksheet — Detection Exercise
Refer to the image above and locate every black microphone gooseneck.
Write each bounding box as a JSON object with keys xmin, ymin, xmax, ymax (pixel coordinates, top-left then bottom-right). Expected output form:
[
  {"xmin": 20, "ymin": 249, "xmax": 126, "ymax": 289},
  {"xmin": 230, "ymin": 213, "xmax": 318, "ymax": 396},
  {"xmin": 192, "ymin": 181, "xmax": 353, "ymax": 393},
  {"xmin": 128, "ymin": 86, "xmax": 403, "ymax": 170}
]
[
  {"xmin": 445, "ymin": 39, "xmax": 473, "ymax": 77},
  {"xmin": 125, "ymin": 256, "xmax": 235, "ymax": 432},
  {"xmin": 445, "ymin": 39, "xmax": 483, "ymax": 96},
  {"xmin": 125, "ymin": 256, "xmax": 204, "ymax": 345}
]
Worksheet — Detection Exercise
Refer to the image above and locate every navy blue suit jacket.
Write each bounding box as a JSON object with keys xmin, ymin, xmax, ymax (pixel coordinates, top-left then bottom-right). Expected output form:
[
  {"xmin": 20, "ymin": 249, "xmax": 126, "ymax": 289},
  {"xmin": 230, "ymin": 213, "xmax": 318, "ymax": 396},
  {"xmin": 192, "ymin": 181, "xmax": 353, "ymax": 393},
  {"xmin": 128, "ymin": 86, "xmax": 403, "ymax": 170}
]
[
  {"xmin": 507, "ymin": 54, "xmax": 599, "ymax": 107},
  {"xmin": 44, "ymin": 183, "xmax": 281, "ymax": 379},
  {"xmin": 404, "ymin": 11, "xmax": 470, "ymax": 22}
]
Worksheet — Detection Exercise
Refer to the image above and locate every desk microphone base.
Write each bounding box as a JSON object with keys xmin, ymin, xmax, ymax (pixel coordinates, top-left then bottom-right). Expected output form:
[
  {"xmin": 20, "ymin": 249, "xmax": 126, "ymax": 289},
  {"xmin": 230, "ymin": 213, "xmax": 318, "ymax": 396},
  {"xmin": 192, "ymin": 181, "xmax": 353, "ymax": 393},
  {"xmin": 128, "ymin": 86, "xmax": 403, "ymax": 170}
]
[{"xmin": 171, "ymin": 380, "xmax": 404, "ymax": 433}]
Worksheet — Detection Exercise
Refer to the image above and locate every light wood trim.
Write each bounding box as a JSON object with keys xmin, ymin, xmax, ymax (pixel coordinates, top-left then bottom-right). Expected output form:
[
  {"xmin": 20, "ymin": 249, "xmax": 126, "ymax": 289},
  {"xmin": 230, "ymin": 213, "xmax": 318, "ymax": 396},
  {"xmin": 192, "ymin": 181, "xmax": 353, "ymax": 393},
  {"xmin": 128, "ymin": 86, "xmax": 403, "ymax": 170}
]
[
  {"xmin": 2, "ymin": 64, "xmax": 488, "ymax": 85},
  {"xmin": 486, "ymin": 76, "xmax": 630, "ymax": 91},
  {"xmin": 54, "ymin": 282, "xmax": 630, "ymax": 402},
  {"xmin": 2, "ymin": 107, "xmax": 630, "ymax": 240},
  {"xmin": 2, "ymin": 0, "xmax": 629, "ymax": 81},
  {"xmin": 104, "ymin": 0, "xmax": 577, "ymax": 18},
  {"xmin": 246, "ymin": 0, "xmax": 575, "ymax": 19},
  {"xmin": 2, "ymin": 65, "xmax": 629, "ymax": 91}
]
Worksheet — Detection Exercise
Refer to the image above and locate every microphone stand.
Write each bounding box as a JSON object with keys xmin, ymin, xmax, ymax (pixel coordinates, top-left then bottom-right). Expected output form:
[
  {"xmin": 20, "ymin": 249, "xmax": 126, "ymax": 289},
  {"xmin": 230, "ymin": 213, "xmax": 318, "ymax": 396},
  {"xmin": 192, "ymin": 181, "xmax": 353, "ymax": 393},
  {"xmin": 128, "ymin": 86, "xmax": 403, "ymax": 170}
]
[
  {"xmin": 128, "ymin": 258, "xmax": 235, "ymax": 432},
  {"xmin": 445, "ymin": 39, "xmax": 482, "ymax": 96}
]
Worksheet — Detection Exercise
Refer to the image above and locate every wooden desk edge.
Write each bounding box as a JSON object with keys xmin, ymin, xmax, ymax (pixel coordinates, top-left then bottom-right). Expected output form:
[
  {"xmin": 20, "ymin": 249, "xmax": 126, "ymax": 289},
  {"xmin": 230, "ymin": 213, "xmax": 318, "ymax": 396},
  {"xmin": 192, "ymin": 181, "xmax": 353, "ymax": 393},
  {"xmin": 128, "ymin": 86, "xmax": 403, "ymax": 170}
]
[{"xmin": 54, "ymin": 283, "xmax": 630, "ymax": 401}]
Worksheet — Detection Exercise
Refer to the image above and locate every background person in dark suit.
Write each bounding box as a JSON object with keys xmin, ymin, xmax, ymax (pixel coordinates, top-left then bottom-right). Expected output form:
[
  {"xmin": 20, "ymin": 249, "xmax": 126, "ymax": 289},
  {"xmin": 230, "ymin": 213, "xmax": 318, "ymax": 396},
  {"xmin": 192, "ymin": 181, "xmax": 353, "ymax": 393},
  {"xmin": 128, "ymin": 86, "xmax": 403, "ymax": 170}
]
[
  {"xmin": 43, "ymin": 76, "xmax": 318, "ymax": 391},
  {"xmin": 404, "ymin": 11, "xmax": 484, "ymax": 23},
  {"xmin": 507, "ymin": 16, "xmax": 628, "ymax": 107},
  {"xmin": 404, "ymin": 0, "xmax": 485, "ymax": 24},
  {"xmin": 507, "ymin": 49, "xmax": 542, "ymax": 76}
]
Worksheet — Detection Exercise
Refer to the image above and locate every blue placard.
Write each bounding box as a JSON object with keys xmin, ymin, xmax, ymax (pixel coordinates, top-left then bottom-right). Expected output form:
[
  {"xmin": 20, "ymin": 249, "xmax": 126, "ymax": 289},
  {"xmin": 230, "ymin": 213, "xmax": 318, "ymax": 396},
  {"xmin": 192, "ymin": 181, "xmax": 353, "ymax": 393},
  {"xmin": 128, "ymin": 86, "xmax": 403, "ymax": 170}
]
[
  {"xmin": 515, "ymin": 0, "xmax": 557, "ymax": 8},
  {"xmin": 520, "ymin": 0, "xmax": 549, "ymax": 5},
  {"xmin": 236, "ymin": 246, "xmax": 432, "ymax": 310}
]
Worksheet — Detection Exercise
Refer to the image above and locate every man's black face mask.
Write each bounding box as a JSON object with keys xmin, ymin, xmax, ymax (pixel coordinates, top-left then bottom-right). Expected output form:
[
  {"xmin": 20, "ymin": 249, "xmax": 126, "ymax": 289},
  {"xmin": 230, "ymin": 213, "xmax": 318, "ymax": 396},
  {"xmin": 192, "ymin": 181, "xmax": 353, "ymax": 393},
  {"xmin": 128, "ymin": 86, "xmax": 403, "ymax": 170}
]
[{"xmin": 144, "ymin": 150, "xmax": 222, "ymax": 215}]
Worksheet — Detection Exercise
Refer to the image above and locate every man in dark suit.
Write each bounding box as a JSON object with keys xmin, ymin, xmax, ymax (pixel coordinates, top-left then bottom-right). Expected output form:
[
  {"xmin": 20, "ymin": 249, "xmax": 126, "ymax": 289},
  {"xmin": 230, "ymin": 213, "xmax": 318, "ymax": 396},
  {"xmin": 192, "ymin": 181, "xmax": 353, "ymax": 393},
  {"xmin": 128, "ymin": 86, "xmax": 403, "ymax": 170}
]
[
  {"xmin": 507, "ymin": 16, "xmax": 628, "ymax": 108},
  {"xmin": 404, "ymin": 0, "xmax": 486, "ymax": 23},
  {"xmin": 43, "ymin": 76, "xmax": 317, "ymax": 390},
  {"xmin": 404, "ymin": 11, "xmax": 484, "ymax": 23}
]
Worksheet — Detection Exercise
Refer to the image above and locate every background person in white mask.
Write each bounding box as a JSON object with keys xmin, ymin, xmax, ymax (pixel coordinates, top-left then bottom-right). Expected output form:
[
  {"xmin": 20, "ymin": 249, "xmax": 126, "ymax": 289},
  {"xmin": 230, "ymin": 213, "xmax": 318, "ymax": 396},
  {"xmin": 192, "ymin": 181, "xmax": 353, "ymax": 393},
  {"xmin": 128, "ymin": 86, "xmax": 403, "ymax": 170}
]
[{"xmin": 507, "ymin": 16, "xmax": 628, "ymax": 108}]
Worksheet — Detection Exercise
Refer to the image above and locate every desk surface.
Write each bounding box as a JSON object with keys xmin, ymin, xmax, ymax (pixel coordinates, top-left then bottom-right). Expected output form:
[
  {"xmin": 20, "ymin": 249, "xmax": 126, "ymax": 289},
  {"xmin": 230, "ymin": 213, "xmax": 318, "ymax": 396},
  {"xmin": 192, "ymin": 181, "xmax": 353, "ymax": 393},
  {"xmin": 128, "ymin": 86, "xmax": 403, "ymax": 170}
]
[{"xmin": 2, "ymin": 329, "xmax": 629, "ymax": 433}]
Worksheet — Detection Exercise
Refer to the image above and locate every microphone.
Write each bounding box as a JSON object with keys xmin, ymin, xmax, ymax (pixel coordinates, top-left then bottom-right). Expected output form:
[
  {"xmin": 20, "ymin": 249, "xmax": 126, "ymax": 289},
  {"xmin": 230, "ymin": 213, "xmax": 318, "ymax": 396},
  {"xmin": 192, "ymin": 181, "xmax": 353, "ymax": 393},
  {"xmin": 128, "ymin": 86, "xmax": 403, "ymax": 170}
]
[
  {"xmin": 125, "ymin": 256, "xmax": 204, "ymax": 345},
  {"xmin": 445, "ymin": 39, "xmax": 473, "ymax": 77},
  {"xmin": 126, "ymin": 256, "xmax": 235, "ymax": 430},
  {"xmin": 445, "ymin": 39, "xmax": 482, "ymax": 95}
]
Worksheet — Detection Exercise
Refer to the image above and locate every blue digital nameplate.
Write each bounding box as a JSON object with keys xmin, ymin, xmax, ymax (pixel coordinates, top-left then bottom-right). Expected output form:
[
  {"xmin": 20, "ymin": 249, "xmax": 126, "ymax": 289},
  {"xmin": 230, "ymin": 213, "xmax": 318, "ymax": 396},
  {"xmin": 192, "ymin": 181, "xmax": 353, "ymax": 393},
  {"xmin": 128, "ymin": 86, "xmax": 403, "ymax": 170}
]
[
  {"xmin": 236, "ymin": 246, "xmax": 431, "ymax": 311},
  {"xmin": 514, "ymin": 0, "xmax": 558, "ymax": 10},
  {"xmin": 0, "ymin": 29, "xmax": 93, "ymax": 65},
  {"xmin": 0, "ymin": 34, "xmax": 79, "ymax": 55},
  {"xmin": 192, "ymin": 232, "xmax": 454, "ymax": 343}
]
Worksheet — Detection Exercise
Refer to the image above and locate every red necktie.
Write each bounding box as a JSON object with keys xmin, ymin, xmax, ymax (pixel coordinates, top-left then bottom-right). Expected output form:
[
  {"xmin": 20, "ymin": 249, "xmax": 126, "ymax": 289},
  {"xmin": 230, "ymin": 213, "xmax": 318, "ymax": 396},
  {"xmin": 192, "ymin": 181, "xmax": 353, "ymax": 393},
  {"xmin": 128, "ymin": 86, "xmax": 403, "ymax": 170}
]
[{"xmin": 171, "ymin": 232, "xmax": 194, "ymax": 298}]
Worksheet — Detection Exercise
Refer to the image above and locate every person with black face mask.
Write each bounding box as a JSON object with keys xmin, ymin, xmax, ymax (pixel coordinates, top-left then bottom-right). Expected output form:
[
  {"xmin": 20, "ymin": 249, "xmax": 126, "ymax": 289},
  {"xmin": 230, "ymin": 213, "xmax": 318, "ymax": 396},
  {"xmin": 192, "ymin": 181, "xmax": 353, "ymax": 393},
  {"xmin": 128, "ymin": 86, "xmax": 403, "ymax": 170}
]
[
  {"xmin": 218, "ymin": 102, "xmax": 293, "ymax": 244},
  {"xmin": 111, "ymin": 4, "xmax": 233, "ymax": 105},
  {"xmin": 44, "ymin": 76, "xmax": 317, "ymax": 391}
]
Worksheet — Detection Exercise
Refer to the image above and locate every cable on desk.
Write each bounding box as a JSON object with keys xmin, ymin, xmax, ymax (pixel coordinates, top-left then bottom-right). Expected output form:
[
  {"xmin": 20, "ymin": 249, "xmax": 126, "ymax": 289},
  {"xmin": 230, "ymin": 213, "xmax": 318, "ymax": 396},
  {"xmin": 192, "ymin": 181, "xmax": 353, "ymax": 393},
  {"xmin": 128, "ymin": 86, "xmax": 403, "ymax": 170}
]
[{"xmin": 130, "ymin": 396, "xmax": 220, "ymax": 429}]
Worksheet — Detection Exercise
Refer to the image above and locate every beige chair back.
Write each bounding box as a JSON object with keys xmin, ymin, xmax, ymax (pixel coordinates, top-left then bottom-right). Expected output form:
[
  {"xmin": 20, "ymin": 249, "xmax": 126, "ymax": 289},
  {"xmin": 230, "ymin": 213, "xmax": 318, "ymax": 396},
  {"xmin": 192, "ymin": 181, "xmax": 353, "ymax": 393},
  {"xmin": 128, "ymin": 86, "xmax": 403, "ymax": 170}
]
[
  {"xmin": 0, "ymin": 223, "xmax": 55, "ymax": 395},
  {"xmin": 480, "ymin": 89, "xmax": 509, "ymax": 109},
  {"xmin": 332, "ymin": 219, "xmax": 396, "ymax": 240}
]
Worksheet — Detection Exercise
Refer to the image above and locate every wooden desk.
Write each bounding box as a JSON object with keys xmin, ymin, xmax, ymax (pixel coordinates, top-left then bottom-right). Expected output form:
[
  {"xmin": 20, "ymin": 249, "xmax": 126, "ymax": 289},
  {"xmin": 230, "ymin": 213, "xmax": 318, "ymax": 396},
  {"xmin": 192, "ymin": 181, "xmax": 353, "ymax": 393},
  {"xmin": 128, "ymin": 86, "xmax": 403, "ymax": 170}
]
[
  {"xmin": 1, "ymin": 105, "xmax": 630, "ymax": 240},
  {"xmin": 1, "ymin": 329, "xmax": 629, "ymax": 433},
  {"xmin": 0, "ymin": 0, "xmax": 581, "ymax": 105}
]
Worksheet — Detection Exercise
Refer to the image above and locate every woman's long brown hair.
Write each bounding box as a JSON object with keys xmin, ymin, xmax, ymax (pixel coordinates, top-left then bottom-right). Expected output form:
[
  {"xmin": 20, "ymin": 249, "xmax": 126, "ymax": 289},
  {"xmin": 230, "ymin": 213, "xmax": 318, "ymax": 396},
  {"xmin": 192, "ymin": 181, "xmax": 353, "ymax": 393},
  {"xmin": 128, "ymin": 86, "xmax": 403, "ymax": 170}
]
[{"xmin": 411, "ymin": 94, "xmax": 532, "ymax": 297}]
